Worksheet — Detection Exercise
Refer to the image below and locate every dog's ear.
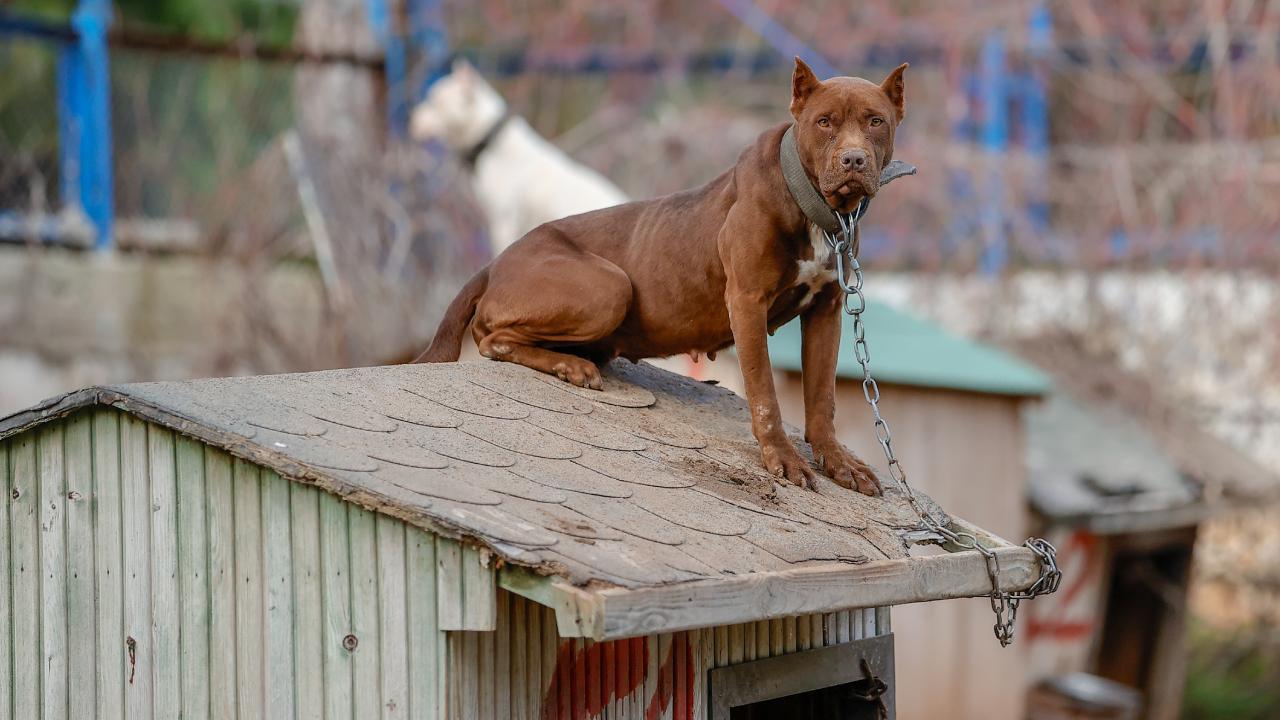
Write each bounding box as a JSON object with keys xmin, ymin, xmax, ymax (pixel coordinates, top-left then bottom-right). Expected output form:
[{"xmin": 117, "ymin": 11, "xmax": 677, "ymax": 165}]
[
  {"xmin": 881, "ymin": 63, "xmax": 908, "ymax": 122},
  {"xmin": 791, "ymin": 57, "xmax": 821, "ymax": 115}
]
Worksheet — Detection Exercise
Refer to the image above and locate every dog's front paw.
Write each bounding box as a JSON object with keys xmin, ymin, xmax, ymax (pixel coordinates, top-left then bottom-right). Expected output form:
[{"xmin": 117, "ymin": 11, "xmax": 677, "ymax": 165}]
[
  {"xmin": 550, "ymin": 357, "xmax": 603, "ymax": 390},
  {"xmin": 811, "ymin": 439, "xmax": 882, "ymax": 496},
  {"xmin": 759, "ymin": 440, "xmax": 816, "ymax": 489}
]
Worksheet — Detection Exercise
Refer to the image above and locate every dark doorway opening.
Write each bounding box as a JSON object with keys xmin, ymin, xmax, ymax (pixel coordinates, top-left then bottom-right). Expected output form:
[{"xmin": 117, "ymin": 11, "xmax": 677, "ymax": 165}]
[
  {"xmin": 710, "ymin": 633, "xmax": 895, "ymax": 720},
  {"xmin": 729, "ymin": 677, "xmax": 886, "ymax": 719}
]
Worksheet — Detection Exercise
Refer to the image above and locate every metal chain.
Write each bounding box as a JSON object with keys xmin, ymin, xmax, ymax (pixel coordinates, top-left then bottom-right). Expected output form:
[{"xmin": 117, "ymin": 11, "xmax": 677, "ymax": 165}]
[{"xmin": 823, "ymin": 204, "xmax": 1062, "ymax": 647}]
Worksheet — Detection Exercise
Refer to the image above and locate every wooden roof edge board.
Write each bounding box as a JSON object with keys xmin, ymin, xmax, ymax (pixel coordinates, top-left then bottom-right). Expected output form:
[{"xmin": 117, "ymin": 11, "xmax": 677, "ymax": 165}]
[
  {"xmin": 0, "ymin": 385, "xmax": 483, "ymax": 548},
  {"xmin": 500, "ymin": 516, "xmax": 1038, "ymax": 642}
]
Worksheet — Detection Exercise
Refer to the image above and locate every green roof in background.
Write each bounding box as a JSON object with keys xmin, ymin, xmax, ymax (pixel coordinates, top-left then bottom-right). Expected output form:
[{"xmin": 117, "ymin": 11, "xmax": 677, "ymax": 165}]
[{"xmin": 768, "ymin": 300, "xmax": 1051, "ymax": 397}]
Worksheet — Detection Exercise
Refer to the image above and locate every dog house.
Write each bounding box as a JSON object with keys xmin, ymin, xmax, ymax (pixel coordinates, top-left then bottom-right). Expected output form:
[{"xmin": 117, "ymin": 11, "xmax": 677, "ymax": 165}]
[{"xmin": 0, "ymin": 360, "xmax": 1046, "ymax": 719}]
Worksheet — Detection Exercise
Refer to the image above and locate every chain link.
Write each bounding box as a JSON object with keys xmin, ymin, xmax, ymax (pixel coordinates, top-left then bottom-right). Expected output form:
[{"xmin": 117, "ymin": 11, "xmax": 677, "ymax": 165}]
[{"xmin": 823, "ymin": 204, "xmax": 1062, "ymax": 647}]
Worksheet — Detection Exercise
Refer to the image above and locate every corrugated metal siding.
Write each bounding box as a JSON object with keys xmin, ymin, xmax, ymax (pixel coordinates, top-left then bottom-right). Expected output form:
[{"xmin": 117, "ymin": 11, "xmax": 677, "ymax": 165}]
[
  {"xmin": 0, "ymin": 407, "xmax": 496, "ymax": 720},
  {"xmin": 448, "ymin": 590, "xmax": 890, "ymax": 720}
]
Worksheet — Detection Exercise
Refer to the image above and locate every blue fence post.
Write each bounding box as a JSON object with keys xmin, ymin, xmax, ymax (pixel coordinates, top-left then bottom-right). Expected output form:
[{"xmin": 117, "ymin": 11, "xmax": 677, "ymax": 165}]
[
  {"xmin": 58, "ymin": 0, "xmax": 112, "ymax": 248},
  {"xmin": 978, "ymin": 30, "xmax": 1008, "ymax": 275},
  {"xmin": 1022, "ymin": 1, "xmax": 1052, "ymax": 252},
  {"xmin": 408, "ymin": 0, "xmax": 450, "ymax": 94}
]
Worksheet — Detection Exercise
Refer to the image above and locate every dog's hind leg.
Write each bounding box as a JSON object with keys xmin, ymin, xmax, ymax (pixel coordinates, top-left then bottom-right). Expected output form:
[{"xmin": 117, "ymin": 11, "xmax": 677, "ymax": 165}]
[
  {"xmin": 472, "ymin": 234, "xmax": 632, "ymax": 389},
  {"xmin": 477, "ymin": 332, "xmax": 609, "ymax": 389}
]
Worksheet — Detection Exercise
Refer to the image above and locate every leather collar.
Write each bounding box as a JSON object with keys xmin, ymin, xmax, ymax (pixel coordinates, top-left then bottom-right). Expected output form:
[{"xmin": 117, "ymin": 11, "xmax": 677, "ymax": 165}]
[
  {"xmin": 461, "ymin": 111, "xmax": 513, "ymax": 168},
  {"xmin": 780, "ymin": 124, "xmax": 918, "ymax": 235}
]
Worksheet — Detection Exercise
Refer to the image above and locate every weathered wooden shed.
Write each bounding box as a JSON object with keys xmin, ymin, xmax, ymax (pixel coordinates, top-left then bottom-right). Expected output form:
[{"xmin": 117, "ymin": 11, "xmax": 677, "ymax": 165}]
[
  {"xmin": 1014, "ymin": 340, "xmax": 1278, "ymax": 720},
  {"xmin": 0, "ymin": 359, "xmax": 1044, "ymax": 719}
]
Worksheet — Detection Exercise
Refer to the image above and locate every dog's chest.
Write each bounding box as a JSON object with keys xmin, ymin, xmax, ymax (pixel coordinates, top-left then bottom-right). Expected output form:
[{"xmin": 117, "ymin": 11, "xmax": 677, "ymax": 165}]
[{"xmin": 792, "ymin": 225, "xmax": 837, "ymax": 307}]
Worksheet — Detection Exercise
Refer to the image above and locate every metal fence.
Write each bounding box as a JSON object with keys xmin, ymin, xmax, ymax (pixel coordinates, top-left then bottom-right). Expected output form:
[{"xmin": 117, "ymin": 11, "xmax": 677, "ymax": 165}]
[{"xmin": 1, "ymin": 0, "xmax": 1278, "ymax": 271}]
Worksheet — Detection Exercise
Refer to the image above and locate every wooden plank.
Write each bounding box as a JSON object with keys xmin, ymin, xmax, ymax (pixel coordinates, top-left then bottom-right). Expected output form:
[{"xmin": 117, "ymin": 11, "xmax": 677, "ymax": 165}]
[
  {"xmin": 524, "ymin": 598, "xmax": 542, "ymax": 719},
  {"xmin": 496, "ymin": 590, "xmax": 511, "ymax": 720},
  {"xmin": 836, "ymin": 610, "xmax": 850, "ymax": 643},
  {"xmin": 233, "ymin": 459, "xmax": 266, "ymax": 718},
  {"xmin": 205, "ymin": 449, "xmax": 237, "ymax": 719},
  {"xmin": 809, "ymin": 614, "xmax": 823, "ymax": 648},
  {"xmin": 350, "ymin": 506, "xmax": 382, "ymax": 718},
  {"xmin": 783, "ymin": 616, "xmax": 797, "ymax": 653},
  {"xmin": 405, "ymin": 526, "xmax": 439, "ymax": 720},
  {"xmin": 644, "ymin": 635, "xmax": 658, "ymax": 720},
  {"xmin": 0, "ymin": 440, "xmax": 10, "ymax": 719},
  {"xmin": 770, "ymin": 618, "xmax": 784, "ymax": 656},
  {"xmin": 863, "ymin": 607, "xmax": 877, "ymax": 638},
  {"xmin": 320, "ymin": 490, "xmax": 354, "ymax": 719},
  {"xmin": 148, "ymin": 426, "xmax": 181, "ymax": 719},
  {"xmin": 120, "ymin": 416, "xmax": 153, "ymax": 719},
  {"xmin": 90, "ymin": 410, "xmax": 124, "ymax": 720},
  {"xmin": 754, "ymin": 620, "xmax": 770, "ymax": 659},
  {"xmin": 175, "ymin": 435, "xmax": 210, "ymax": 720},
  {"xmin": 512, "ymin": 595, "xmax": 528, "ymax": 720},
  {"xmin": 377, "ymin": 515, "xmax": 410, "ymax": 719},
  {"xmin": 10, "ymin": 435, "xmax": 40, "ymax": 719},
  {"xmin": 38, "ymin": 425, "xmax": 69, "ymax": 720},
  {"xmin": 262, "ymin": 470, "xmax": 295, "ymax": 719},
  {"xmin": 498, "ymin": 567, "xmax": 604, "ymax": 640},
  {"xmin": 460, "ymin": 632, "xmax": 479, "ymax": 720},
  {"xmin": 673, "ymin": 633, "xmax": 687, "ymax": 720},
  {"xmin": 290, "ymin": 483, "xmax": 324, "ymax": 720},
  {"xmin": 592, "ymin": 547, "xmax": 1039, "ymax": 640},
  {"xmin": 796, "ymin": 612, "xmax": 811, "ymax": 651},
  {"xmin": 875, "ymin": 606, "xmax": 891, "ymax": 636},
  {"xmin": 658, "ymin": 633, "xmax": 673, "ymax": 720},
  {"xmin": 479, "ymin": 627, "xmax": 496, "ymax": 719},
  {"xmin": 462, "ymin": 544, "xmax": 496, "ymax": 631},
  {"xmin": 436, "ymin": 538, "xmax": 464, "ymax": 630},
  {"xmin": 543, "ymin": 607, "xmax": 558, "ymax": 718},
  {"xmin": 727, "ymin": 624, "xmax": 743, "ymax": 665}
]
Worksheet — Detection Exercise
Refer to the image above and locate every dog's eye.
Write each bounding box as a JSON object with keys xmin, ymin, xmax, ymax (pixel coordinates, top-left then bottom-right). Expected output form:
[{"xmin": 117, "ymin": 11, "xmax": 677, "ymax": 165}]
[
  {"xmin": 869, "ymin": 117, "xmax": 884, "ymax": 127},
  {"xmin": 817, "ymin": 117, "xmax": 831, "ymax": 128}
]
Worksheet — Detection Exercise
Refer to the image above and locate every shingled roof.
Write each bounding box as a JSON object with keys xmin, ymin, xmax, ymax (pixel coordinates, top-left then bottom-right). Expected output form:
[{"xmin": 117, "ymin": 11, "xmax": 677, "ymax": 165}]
[{"xmin": 1, "ymin": 359, "xmax": 1041, "ymax": 638}]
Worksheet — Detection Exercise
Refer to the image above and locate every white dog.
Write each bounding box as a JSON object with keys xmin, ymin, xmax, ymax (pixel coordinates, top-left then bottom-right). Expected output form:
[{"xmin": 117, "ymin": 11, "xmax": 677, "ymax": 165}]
[{"xmin": 411, "ymin": 60, "xmax": 630, "ymax": 254}]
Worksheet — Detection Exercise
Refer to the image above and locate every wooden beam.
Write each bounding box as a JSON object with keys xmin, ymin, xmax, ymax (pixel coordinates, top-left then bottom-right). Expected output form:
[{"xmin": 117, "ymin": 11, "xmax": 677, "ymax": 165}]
[
  {"xmin": 498, "ymin": 567, "xmax": 604, "ymax": 640},
  {"xmin": 498, "ymin": 541, "xmax": 1039, "ymax": 641}
]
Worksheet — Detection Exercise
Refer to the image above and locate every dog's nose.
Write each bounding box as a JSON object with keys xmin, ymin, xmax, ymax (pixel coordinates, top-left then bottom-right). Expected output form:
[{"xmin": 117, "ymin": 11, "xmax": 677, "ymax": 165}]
[{"xmin": 839, "ymin": 149, "xmax": 868, "ymax": 170}]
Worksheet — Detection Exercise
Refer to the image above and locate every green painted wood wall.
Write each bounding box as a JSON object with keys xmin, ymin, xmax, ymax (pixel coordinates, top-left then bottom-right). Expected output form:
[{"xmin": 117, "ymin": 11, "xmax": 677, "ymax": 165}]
[{"xmin": 0, "ymin": 407, "xmax": 495, "ymax": 720}]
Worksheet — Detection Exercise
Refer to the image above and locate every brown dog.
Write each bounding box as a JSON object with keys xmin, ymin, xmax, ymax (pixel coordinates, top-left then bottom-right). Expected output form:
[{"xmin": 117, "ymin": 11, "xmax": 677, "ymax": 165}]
[{"xmin": 419, "ymin": 58, "xmax": 908, "ymax": 496}]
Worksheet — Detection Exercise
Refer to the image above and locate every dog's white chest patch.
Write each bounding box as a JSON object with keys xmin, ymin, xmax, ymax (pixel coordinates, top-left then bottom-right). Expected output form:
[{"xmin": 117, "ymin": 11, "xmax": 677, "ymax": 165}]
[{"xmin": 795, "ymin": 224, "xmax": 836, "ymax": 307}]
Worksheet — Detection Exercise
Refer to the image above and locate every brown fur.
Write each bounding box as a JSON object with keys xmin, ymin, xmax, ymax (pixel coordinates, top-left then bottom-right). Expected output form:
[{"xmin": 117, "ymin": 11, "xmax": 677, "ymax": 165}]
[{"xmin": 418, "ymin": 58, "xmax": 909, "ymax": 495}]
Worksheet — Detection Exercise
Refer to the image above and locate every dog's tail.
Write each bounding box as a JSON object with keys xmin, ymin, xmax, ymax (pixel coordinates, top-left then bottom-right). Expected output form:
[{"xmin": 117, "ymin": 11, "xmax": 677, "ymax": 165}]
[{"xmin": 414, "ymin": 267, "xmax": 489, "ymax": 363}]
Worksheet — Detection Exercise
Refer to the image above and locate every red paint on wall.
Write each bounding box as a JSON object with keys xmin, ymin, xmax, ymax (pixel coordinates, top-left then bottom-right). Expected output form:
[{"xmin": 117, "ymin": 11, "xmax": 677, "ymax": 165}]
[
  {"xmin": 542, "ymin": 637, "xmax": 649, "ymax": 720},
  {"xmin": 1027, "ymin": 530, "xmax": 1100, "ymax": 643},
  {"xmin": 541, "ymin": 633, "xmax": 696, "ymax": 720}
]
